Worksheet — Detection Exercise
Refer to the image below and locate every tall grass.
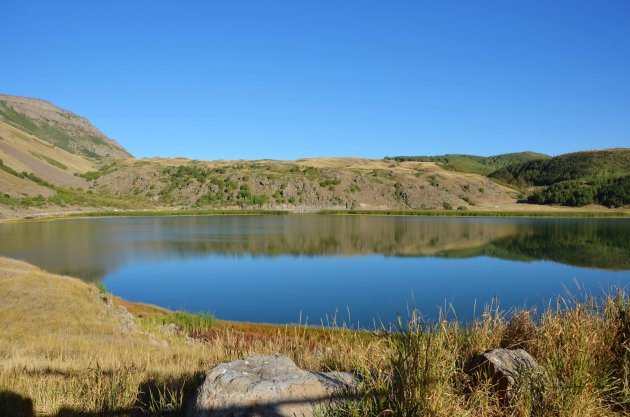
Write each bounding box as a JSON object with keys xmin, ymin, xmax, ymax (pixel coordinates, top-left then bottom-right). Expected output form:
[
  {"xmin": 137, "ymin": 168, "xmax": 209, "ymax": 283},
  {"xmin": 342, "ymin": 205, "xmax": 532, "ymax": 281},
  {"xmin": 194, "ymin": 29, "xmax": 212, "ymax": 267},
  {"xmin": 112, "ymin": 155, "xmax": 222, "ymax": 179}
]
[{"xmin": 329, "ymin": 290, "xmax": 630, "ymax": 417}]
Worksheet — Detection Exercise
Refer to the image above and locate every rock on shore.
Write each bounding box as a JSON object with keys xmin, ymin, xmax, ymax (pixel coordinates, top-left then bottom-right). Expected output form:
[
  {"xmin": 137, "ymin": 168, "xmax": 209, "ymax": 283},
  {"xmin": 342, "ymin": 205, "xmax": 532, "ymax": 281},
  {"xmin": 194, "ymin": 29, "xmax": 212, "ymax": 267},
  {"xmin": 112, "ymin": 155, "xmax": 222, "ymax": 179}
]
[{"xmin": 188, "ymin": 354, "xmax": 357, "ymax": 417}]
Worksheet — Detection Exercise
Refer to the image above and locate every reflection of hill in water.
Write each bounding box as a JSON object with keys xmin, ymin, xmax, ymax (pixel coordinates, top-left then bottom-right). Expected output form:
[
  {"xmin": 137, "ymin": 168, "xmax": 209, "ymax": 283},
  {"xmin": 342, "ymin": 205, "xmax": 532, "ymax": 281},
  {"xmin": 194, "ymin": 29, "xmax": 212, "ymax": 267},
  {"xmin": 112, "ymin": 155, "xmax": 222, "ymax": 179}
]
[
  {"xmin": 0, "ymin": 216, "xmax": 628, "ymax": 281},
  {"xmin": 441, "ymin": 223, "xmax": 630, "ymax": 270},
  {"xmin": 155, "ymin": 217, "xmax": 521, "ymax": 257}
]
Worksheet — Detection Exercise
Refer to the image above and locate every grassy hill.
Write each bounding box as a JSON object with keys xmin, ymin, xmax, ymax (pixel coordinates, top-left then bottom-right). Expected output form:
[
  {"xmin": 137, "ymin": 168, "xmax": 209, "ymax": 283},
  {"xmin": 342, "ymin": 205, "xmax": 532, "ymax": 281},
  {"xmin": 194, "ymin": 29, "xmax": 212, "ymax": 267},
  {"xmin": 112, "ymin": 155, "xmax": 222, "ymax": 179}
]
[
  {"xmin": 385, "ymin": 151, "xmax": 549, "ymax": 175},
  {"xmin": 0, "ymin": 94, "xmax": 130, "ymax": 159},
  {"xmin": 489, "ymin": 149, "xmax": 630, "ymax": 207}
]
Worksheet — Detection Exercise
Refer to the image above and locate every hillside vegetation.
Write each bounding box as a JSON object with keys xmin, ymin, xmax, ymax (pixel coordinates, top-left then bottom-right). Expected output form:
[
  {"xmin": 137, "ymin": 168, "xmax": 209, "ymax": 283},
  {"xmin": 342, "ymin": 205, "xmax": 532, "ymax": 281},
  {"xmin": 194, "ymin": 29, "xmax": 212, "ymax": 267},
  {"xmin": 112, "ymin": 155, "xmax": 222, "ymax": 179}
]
[
  {"xmin": 489, "ymin": 149, "xmax": 630, "ymax": 186},
  {"xmin": 490, "ymin": 149, "xmax": 630, "ymax": 207},
  {"xmin": 385, "ymin": 152, "xmax": 549, "ymax": 175}
]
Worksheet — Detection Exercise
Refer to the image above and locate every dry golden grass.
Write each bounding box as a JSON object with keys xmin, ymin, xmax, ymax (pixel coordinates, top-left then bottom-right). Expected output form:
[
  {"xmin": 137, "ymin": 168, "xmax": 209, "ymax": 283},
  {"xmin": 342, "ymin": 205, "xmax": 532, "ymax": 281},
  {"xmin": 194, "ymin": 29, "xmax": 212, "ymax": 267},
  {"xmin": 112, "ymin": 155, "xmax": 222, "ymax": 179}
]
[{"xmin": 0, "ymin": 123, "xmax": 95, "ymax": 184}]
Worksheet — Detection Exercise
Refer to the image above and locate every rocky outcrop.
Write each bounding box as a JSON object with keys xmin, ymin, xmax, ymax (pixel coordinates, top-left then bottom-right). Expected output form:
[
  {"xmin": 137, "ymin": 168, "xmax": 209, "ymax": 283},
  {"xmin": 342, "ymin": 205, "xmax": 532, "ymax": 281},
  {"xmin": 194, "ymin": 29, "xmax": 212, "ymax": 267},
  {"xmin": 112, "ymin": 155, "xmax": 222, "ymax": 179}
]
[
  {"xmin": 467, "ymin": 348, "xmax": 541, "ymax": 403},
  {"xmin": 188, "ymin": 354, "xmax": 357, "ymax": 417}
]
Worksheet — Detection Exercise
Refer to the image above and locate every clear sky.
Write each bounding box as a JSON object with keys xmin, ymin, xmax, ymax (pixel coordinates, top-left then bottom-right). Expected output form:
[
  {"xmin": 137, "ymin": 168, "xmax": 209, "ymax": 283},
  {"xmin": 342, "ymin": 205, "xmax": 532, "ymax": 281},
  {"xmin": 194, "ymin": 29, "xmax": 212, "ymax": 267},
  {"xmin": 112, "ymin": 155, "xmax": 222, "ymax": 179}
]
[{"xmin": 2, "ymin": 1, "xmax": 629, "ymax": 160}]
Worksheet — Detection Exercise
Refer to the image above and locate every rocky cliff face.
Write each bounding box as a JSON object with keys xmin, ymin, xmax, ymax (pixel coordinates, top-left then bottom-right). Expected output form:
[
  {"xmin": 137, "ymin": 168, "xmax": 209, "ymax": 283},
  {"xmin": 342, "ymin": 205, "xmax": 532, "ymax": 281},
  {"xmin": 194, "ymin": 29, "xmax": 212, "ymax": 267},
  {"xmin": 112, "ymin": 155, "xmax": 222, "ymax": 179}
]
[{"xmin": 0, "ymin": 94, "xmax": 131, "ymax": 159}]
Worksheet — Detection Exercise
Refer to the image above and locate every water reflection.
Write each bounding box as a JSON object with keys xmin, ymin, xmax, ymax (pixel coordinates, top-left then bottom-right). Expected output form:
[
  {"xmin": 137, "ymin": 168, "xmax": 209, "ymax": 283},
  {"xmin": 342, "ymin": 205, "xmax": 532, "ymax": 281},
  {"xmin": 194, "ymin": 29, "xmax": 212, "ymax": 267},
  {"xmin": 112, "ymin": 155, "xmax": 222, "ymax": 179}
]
[{"xmin": 0, "ymin": 215, "xmax": 628, "ymax": 282}]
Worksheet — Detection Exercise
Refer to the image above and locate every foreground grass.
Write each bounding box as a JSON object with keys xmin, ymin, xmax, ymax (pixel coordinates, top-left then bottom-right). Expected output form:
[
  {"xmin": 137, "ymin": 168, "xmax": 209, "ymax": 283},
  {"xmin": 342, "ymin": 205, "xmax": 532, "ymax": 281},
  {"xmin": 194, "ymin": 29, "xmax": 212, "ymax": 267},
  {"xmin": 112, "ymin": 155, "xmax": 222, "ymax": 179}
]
[{"xmin": 2, "ymin": 257, "xmax": 630, "ymax": 416}]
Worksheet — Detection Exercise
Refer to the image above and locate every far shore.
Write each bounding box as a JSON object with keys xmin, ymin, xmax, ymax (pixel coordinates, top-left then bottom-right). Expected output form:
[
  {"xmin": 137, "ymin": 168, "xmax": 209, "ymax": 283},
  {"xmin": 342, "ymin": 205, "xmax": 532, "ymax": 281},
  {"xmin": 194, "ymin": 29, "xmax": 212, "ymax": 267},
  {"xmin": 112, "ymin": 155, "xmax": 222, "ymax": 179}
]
[{"xmin": 1, "ymin": 205, "xmax": 629, "ymax": 224}]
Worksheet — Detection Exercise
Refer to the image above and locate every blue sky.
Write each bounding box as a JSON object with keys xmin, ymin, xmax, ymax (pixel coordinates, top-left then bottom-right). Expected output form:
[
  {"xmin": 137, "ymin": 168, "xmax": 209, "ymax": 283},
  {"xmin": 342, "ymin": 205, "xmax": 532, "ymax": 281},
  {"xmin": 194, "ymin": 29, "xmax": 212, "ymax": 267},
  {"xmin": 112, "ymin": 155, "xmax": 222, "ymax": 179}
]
[{"xmin": 2, "ymin": 1, "xmax": 629, "ymax": 160}]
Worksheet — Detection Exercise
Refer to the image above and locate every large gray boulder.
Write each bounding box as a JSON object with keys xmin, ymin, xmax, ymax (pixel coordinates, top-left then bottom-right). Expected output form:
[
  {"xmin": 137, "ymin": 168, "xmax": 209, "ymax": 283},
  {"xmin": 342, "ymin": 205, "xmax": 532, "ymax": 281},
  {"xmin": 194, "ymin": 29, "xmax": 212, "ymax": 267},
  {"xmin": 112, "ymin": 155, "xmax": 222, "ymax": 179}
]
[
  {"xmin": 467, "ymin": 348, "xmax": 541, "ymax": 403},
  {"xmin": 188, "ymin": 354, "xmax": 357, "ymax": 417}
]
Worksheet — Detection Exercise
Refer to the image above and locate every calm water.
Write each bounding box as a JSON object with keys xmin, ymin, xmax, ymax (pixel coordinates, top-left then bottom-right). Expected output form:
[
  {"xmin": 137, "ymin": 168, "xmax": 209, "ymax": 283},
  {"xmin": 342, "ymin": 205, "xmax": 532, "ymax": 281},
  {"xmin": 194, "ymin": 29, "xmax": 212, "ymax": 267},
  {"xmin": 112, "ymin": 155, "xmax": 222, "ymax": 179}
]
[{"xmin": 1, "ymin": 215, "xmax": 629, "ymax": 326}]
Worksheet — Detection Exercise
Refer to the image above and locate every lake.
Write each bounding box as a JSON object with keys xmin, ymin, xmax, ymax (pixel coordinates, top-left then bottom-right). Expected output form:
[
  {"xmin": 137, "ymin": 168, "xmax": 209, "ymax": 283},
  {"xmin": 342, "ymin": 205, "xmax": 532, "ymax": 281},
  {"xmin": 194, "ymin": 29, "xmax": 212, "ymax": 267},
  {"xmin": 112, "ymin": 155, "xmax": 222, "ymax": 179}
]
[{"xmin": 1, "ymin": 215, "xmax": 629, "ymax": 327}]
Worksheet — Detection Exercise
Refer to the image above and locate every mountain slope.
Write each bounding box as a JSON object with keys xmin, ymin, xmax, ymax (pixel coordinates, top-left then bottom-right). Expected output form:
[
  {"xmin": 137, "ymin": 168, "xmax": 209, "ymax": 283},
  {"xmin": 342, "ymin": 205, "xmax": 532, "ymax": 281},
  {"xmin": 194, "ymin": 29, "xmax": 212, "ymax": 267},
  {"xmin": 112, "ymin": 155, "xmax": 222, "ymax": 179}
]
[
  {"xmin": 0, "ymin": 121, "xmax": 96, "ymax": 190},
  {"xmin": 0, "ymin": 94, "xmax": 131, "ymax": 159},
  {"xmin": 385, "ymin": 152, "xmax": 550, "ymax": 175}
]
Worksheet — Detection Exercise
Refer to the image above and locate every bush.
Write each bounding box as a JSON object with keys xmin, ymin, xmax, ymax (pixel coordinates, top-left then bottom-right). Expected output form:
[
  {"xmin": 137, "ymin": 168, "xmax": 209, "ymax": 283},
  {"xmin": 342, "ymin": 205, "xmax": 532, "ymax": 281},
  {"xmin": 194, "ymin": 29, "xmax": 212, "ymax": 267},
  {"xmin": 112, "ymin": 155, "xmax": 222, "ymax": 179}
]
[{"xmin": 319, "ymin": 179, "xmax": 341, "ymax": 187}]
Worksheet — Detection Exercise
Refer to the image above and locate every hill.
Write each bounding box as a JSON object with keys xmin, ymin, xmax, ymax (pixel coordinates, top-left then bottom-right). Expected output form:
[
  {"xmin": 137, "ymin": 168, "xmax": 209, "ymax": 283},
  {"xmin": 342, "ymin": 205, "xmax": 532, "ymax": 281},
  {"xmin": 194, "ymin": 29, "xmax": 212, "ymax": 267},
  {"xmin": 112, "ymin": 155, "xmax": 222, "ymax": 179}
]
[
  {"xmin": 80, "ymin": 156, "xmax": 517, "ymax": 211},
  {"xmin": 489, "ymin": 149, "xmax": 630, "ymax": 207},
  {"xmin": 385, "ymin": 151, "xmax": 550, "ymax": 175},
  {"xmin": 1, "ymin": 93, "xmax": 628, "ymax": 215},
  {"xmin": 489, "ymin": 148, "xmax": 630, "ymax": 186},
  {"xmin": 0, "ymin": 94, "xmax": 130, "ymax": 159}
]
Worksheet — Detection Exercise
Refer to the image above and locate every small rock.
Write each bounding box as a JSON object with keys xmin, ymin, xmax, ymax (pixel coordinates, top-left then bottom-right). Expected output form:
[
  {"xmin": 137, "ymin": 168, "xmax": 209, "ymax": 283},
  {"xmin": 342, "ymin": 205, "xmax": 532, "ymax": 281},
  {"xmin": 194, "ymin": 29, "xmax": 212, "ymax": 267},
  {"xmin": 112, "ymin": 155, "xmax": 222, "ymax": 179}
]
[
  {"xmin": 99, "ymin": 292, "xmax": 113, "ymax": 307},
  {"xmin": 188, "ymin": 354, "xmax": 357, "ymax": 417},
  {"xmin": 467, "ymin": 348, "xmax": 541, "ymax": 403},
  {"xmin": 160, "ymin": 323, "xmax": 182, "ymax": 335},
  {"xmin": 115, "ymin": 306, "xmax": 137, "ymax": 332}
]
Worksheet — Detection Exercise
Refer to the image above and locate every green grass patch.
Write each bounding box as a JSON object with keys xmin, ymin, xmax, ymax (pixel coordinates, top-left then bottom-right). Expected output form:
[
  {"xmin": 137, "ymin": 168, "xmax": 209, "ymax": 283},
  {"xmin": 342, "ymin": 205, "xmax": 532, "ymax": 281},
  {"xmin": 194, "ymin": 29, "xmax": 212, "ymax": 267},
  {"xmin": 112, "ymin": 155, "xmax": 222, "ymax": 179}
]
[
  {"xmin": 77, "ymin": 162, "xmax": 119, "ymax": 181},
  {"xmin": 96, "ymin": 282, "xmax": 107, "ymax": 294},
  {"xmin": 28, "ymin": 151, "xmax": 68, "ymax": 170},
  {"xmin": 162, "ymin": 311, "xmax": 216, "ymax": 333}
]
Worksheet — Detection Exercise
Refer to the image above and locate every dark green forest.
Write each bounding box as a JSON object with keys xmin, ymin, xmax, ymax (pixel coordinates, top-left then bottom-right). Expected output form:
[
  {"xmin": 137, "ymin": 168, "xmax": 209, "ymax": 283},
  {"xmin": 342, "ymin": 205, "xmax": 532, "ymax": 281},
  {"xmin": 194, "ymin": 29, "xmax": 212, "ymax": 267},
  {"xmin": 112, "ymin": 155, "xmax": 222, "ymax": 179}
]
[{"xmin": 489, "ymin": 149, "xmax": 630, "ymax": 207}]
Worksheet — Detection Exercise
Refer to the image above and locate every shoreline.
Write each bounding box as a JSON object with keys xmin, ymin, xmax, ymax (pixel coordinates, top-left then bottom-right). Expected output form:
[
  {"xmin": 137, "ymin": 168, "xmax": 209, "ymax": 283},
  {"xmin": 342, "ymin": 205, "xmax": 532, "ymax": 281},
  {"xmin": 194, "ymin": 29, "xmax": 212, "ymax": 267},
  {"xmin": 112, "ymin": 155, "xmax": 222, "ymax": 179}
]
[{"xmin": 1, "ymin": 205, "xmax": 628, "ymax": 224}]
